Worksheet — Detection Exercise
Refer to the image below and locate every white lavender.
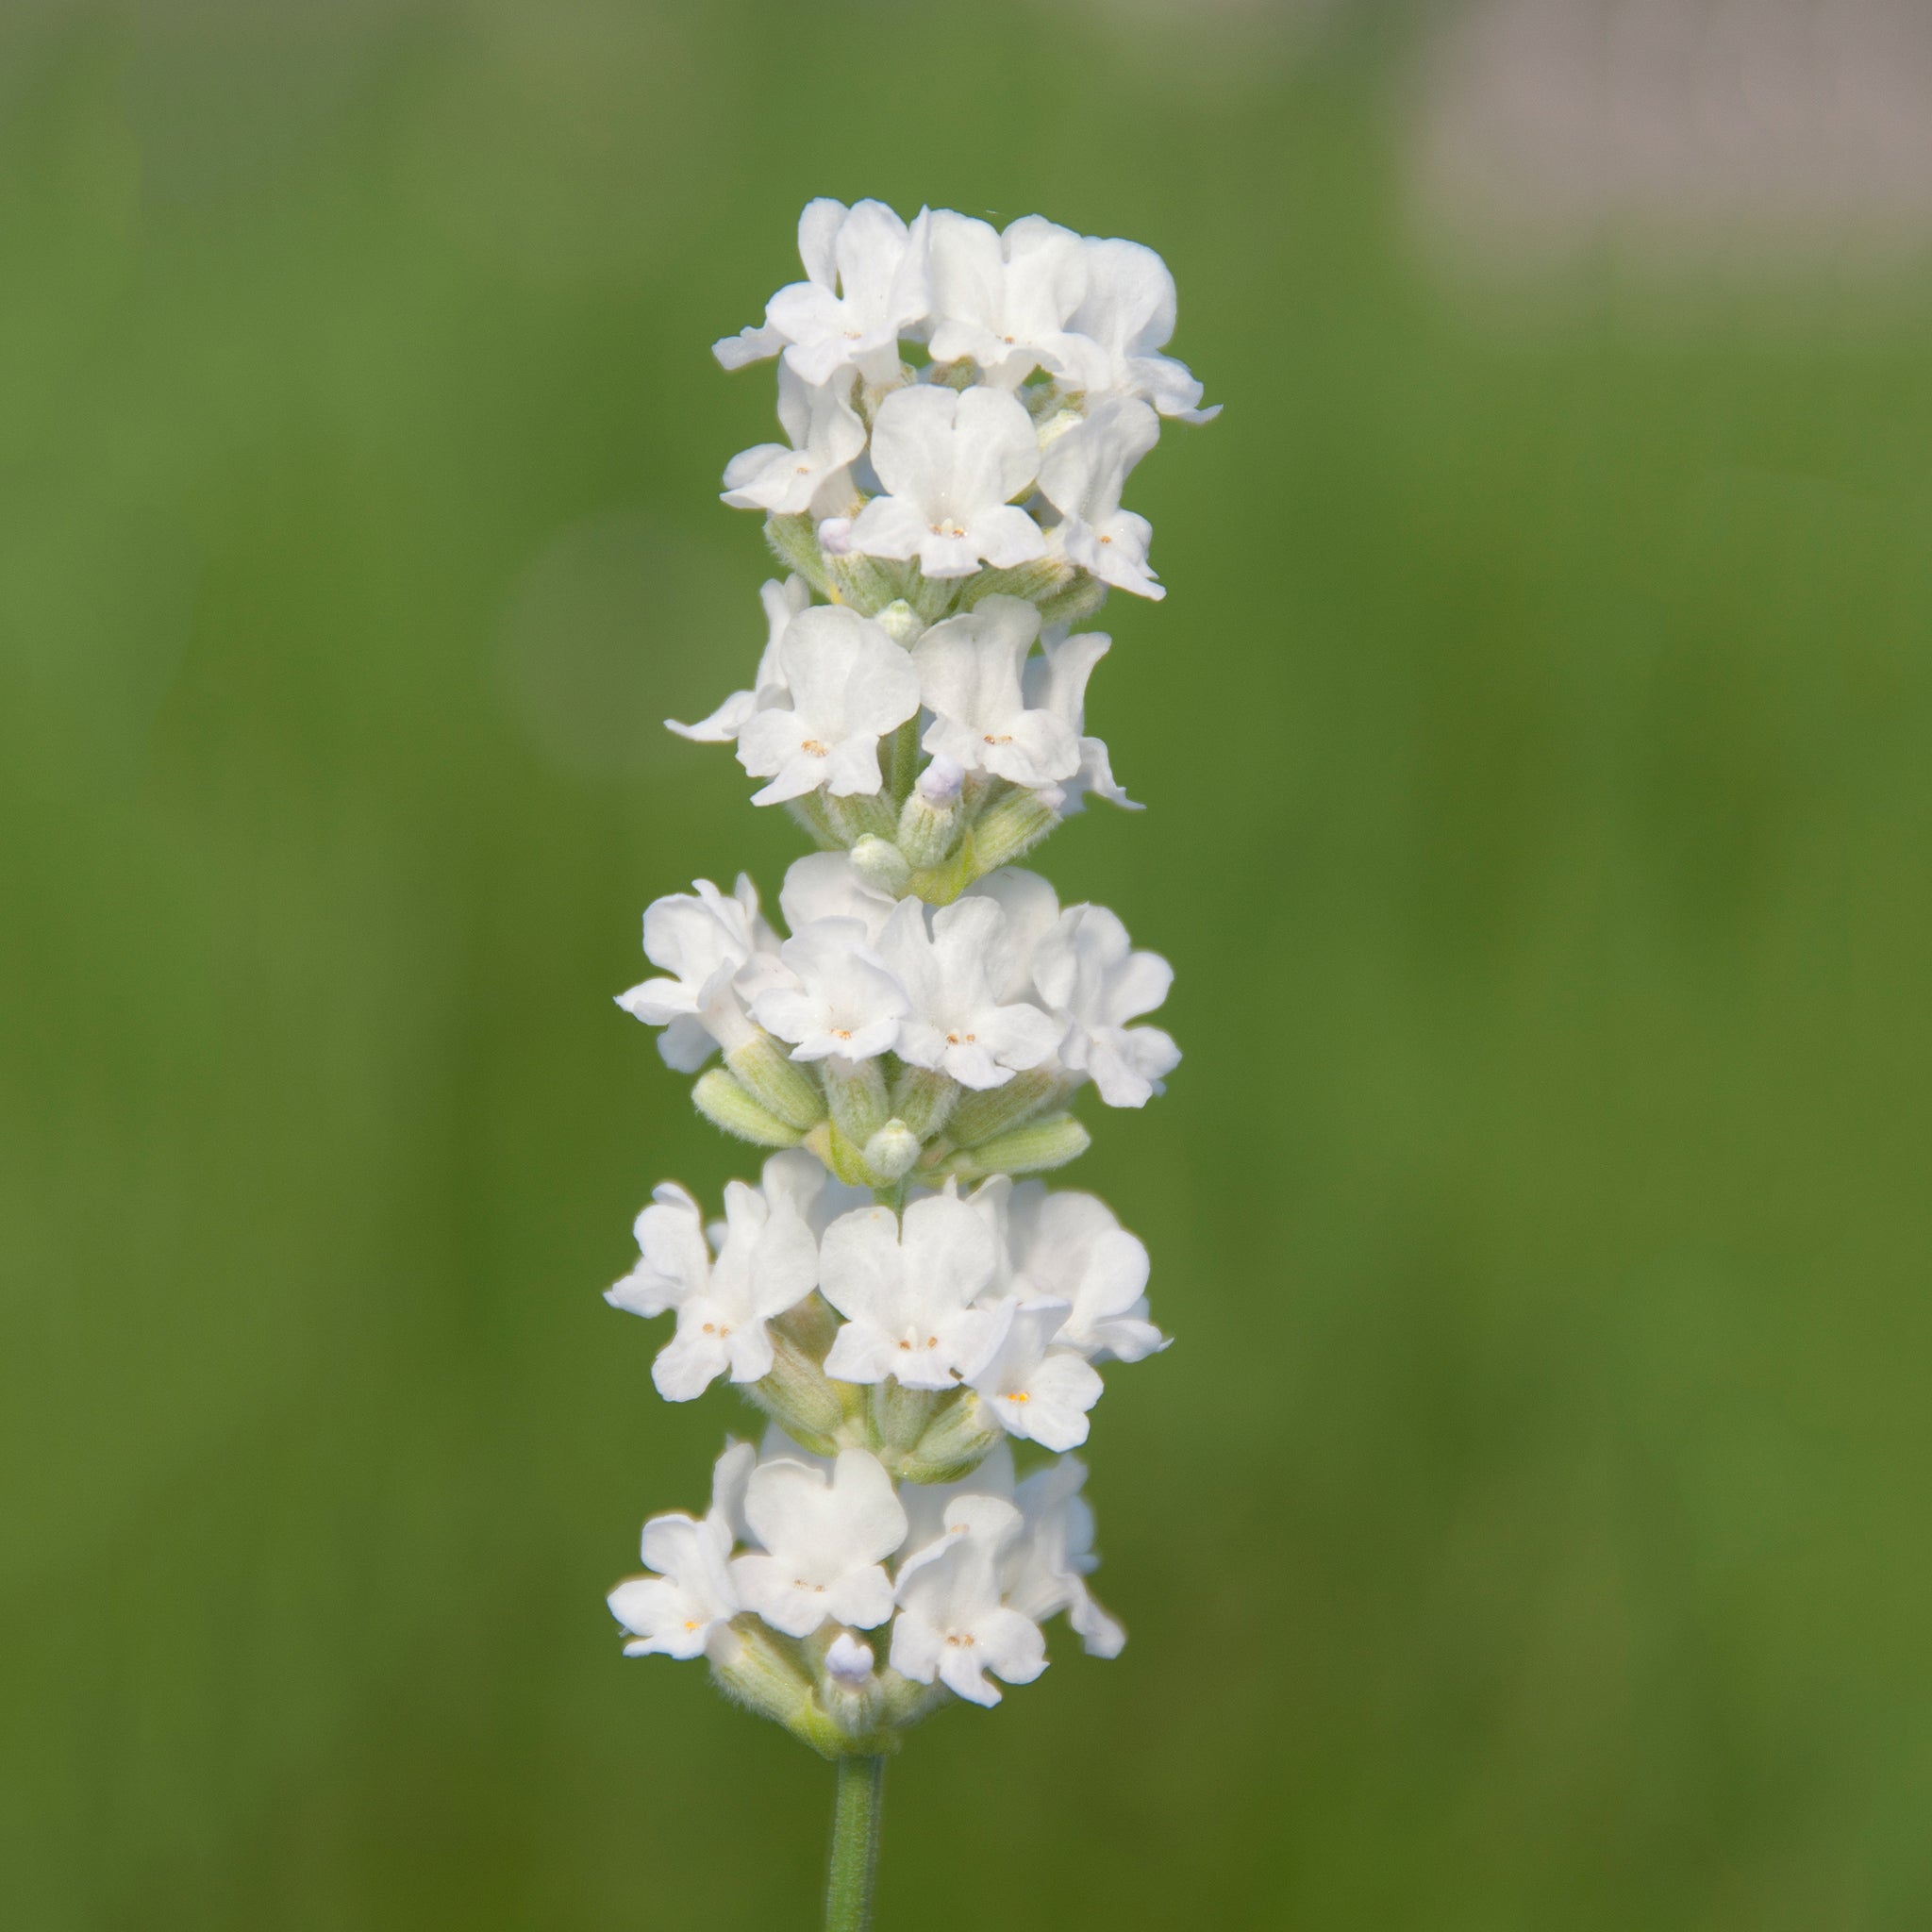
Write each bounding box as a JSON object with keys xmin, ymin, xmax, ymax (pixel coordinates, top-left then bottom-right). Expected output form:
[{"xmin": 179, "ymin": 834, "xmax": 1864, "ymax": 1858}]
[{"xmin": 605, "ymin": 197, "xmax": 1212, "ymax": 1927}]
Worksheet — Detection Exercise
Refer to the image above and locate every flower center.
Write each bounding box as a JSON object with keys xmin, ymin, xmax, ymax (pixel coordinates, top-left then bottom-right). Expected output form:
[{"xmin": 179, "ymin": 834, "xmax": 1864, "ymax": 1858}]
[
  {"xmin": 1008, "ymin": 1390, "xmax": 1030, "ymax": 1405},
  {"xmin": 927, "ymin": 522, "xmax": 967, "ymax": 539},
  {"xmin": 943, "ymin": 1030, "xmax": 976, "ymax": 1045},
  {"xmin": 982, "ymin": 733, "xmax": 1012, "ymax": 745},
  {"xmin": 944, "ymin": 1632, "xmax": 977, "ymax": 1648},
  {"xmin": 801, "ymin": 738, "xmax": 829, "ymax": 757}
]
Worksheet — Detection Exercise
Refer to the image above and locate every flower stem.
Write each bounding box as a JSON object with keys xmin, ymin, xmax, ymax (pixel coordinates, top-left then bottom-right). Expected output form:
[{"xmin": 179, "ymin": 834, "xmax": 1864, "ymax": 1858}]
[{"xmin": 824, "ymin": 1754, "xmax": 887, "ymax": 1932}]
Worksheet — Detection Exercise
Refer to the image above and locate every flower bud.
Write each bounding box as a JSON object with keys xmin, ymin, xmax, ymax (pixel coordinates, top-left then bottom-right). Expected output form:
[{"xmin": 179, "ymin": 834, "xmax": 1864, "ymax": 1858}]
[
  {"xmin": 762, "ymin": 511, "xmax": 831, "ymax": 596},
  {"xmin": 870, "ymin": 1379, "xmax": 942, "ymax": 1466},
  {"xmin": 860, "ymin": 1119, "xmax": 921, "ymax": 1182},
  {"xmin": 873, "ymin": 599, "xmax": 924, "ymax": 646},
  {"xmin": 942, "ymin": 1112, "xmax": 1090, "ymax": 1179},
  {"xmin": 1035, "ymin": 571, "xmax": 1110, "ymax": 632},
  {"xmin": 691, "ymin": 1069, "xmax": 804, "ymax": 1147},
  {"xmin": 805, "ymin": 1119, "xmax": 876, "ymax": 1189},
  {"xmin": 897, "ymin": 756, "xmax": 964, "ymax": 868},
  {"xmin": 946, "ymin": 1068, "xmax": 1072, "ymax": 1148},
  {"xmin": 890, "ymin": 1065, "xmax": 959, "ymax": 1140},
  {"xmin": 876, "ymin": 1672, "xmax": 952, "ymax": 1732},
  {"xmin": 820, "ymin": 1635, "xmax": 889, "ymax": 1741},
  {"xmin": 724, "ymin": 1036, "xmax": 826, "ymax": 1131},
  {"xmin": 709, "ymin": 1617, "xmax": 842, "ymax": 1757},
  {"xmin": 895, "ymin": 1389, "xmax": 1004, "ymax": 1483},
  {"xmin": 824, "ymin": 547, "xmax": 908, "ymax": 618},
  {"xmin": 822, "ymin": 1055, "xmax": 889, "ymax": 1144},
  {"xmin": 824, "ymin": 791, "xmax": 897, "ymax": 847},
  {"xmin": 750, "ymin": 1327, "xmax": 852, "ymax": 1456},
  {"xmin": 963, "ymin": 556, "xmax": 1072, "ymax": 606},
  {"xmin": 968, "ymin": 787, "xmax": 1060, "ymax": 876},
  {"xmin": 849, "ymin": 834, "xmax": 911, "ymax": 894}
]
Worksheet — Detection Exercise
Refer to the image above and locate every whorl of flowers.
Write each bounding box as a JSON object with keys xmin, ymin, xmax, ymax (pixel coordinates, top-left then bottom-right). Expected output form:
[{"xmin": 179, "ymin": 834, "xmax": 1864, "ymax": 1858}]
[{"xmin": 607, "ymin": 198, "xmax": 1212, "ymax": 1752}]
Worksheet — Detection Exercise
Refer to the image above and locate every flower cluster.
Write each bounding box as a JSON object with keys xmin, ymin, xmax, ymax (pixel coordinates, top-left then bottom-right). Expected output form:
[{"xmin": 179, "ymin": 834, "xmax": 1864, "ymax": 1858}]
[{"xmin": 606, "ymin": 197, "xmax": 1210, "ymax": 1757}]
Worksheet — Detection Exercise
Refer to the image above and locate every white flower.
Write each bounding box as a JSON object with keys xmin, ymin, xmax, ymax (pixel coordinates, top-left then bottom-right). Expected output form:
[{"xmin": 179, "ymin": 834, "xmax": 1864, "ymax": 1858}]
[
  {"xmin": 667, "ymin": 577, "xmax": 809, "ymax": 745},
  {"xmin": 608, "ymin": 1441, "xmax": 754, "ymax": 1659},
  {"xmin": 1039, "ymin": 396, "xmax": 1164, "ymax": 601},
  {"xmin": 889, "ymin": 1494, "xmax": 1047, "ymax": 1707},
  {"xmin": 924, "ymin": 212, "xmax": 1093, "ymax": 390},
  {"xmin": 1032, "ymin": 903, "xmax": 1180, "ymax": 1108},
  {"xmin": 736, "ymin": 605, "xmax": 920, "ymax": 806},
  {"xmin": 1008, "ymin": 1456, "xmax": 1124, "ymax": 1658},
  {"xmin": 962, "ymin": 869, "xmax": 1061, "ymax": 1002},
  {"xmin": 748, "ymin": 1148, "xmax": 870, "ymax": 1241},
  {"xmin": 897, "ymin": 1439, "xmax": 1016, "ymax": 1558},
  {"xmin": 779, "ymin": 851, "xmax": 896, "ymax": 945},
  {"xmin": 968, "ymin": 1299, "xmax": 1103, "ymax": 1451},
  {"xmin": 1008, "ymin": 1184, "xmax": 1165, "ymax": 1363},
  {"xmin": 1022, "ymin": 628, "xmax": 1137, "ymax": 813},
  {"xmin": 875, "ymin": 896, "xmax": 1063, "ymax": 1091},
  {"xmin": 615, "ymin": 875, "xmax": 783, "ymax": 1071},
  {"xmin": 730, "ymin": 1446, "xmax": 908, "ymax": 1638},
  {"xmin": 955, "ymin": 1172, "xmax": 1018, "ymax": 1305},
  {"xmin": 821, "ymin": 385, "xmax": 1045, "ymax": 580},
  {"xmin": 607, "ymin": 1176, "xmax": 820, "ymax": 1401},
  {"xmin": 721, "ymin": 363, "xmax": 867, "ymax": 517},
  {"xmin": 1068, "ymin": 235, "xmax": 1218, "ymax": 423},
  {"xmin": 913, "ymin": 595, "xmax": 1080, "ymax": 791},
  {"xmin": 715, "ymin": 197, "xmax": 930, "ymax": 388},
  {"xmin": 819, "ymin": 1192, "xmax": 1008, "ymax": 1391},
  {"xmin": 751, "ymin": 917, "xmax": 909, "ymax": 1062}
]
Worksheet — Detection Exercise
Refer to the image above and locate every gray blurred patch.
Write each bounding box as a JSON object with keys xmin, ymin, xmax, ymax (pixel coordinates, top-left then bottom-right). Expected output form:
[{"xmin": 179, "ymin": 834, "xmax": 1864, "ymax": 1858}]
[
  {"xmin": 497, "ymin": 508, "xmax": 758, "ymax": 784},
  {"xmin": 1409, "ymin": 0, "xmax": 1932, "ymax": 285}
]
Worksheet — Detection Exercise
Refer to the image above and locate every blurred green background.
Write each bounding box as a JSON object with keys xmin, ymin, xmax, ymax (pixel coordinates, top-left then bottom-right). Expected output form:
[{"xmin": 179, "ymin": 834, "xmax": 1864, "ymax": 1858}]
[{"xmin": 6, "ymin": 1, "xmax": 1931, "ymax": 1925}]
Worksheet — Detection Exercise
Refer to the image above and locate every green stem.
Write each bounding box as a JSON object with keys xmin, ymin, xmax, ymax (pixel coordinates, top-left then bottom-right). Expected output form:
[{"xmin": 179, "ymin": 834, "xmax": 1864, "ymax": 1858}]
[{"xmin": 824, "ymin": 1754, "xmax": 887, "ymax": 1932}]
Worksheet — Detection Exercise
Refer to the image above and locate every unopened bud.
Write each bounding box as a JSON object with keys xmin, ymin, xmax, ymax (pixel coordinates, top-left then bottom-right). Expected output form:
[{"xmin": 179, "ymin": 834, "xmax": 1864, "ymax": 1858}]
[
  {"xmin": 968, "ymin": 787, "xmax": 1060, "ymax": 876},
  {"xmin": 1035, "ymin": 571, "xmax": 1109, "ymax": 632},
  {"xmin": 804, "ymin": 1120, "xmax": 876, "ymax": 1189},
  {"xmin": 724, "ymin": 1036, "xmax": 825, "ymax": 1131},
  {"xmin": 824, "ymin": 791, "xmax": 897, "ymax": 846},
  {"xmin": 897, "ymin": 789, "xmax": 959, "ymax": 871},
  {"xmin": 942, "ymin": 1111, "xmax": 1090, "ymax": 1179},
  {"xmin": 709, "ymin": 1618, "xmax": 842, "ymax": 1758},
  {"xmin": 871, "ymin": 1379, "xmax": 941, "ymax": 1461},
  {"xmin": 692, "ymin": 1069, "xmax": 804, "ymax": 1148},
  {"xmin": 822, "ymin": 1055, "xmax": 889, "ymax": 1144},
  {"xmin": 824, "ymin": 547, "xmax": 908, "ymax": 618},
  {"xmin": 947, "ymin": 1068, "xmax": 1072, "ymax": 1148},
  {"xmin": 895, "ymin": 1389, "xmax": 1003, "ymax": 1483},
  {"xmin": 891, "ymin": 1065, "xmax": 959, "ymax": 1140},
  {"xmin": 850, "ymin": 835, "xmax": 911, "ymax": 894},
  {"xmin": 763, "ymin": 511, "xmax": 832, "ymax": 597},
  {"xmin": 963, "ymin": 555, "xmax": 1073, "ymax": 605},
  {"xmin": 861, "ymin": 1119, "xmax": 921, "ymax": 1182},
  {"xmin": 749, "ymin": 1327, "xmax": 850, "ymax": 1455},
  {"xmin": 874, "ymin": 599, "xmax": 924, "ymax": 646}
]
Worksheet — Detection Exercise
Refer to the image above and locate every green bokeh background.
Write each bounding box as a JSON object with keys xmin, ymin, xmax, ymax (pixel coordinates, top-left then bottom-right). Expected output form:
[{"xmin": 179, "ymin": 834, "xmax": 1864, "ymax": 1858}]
[{"xmin": 7, "ymin": 3, "xmax": 1931, "ymax": 1926}]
